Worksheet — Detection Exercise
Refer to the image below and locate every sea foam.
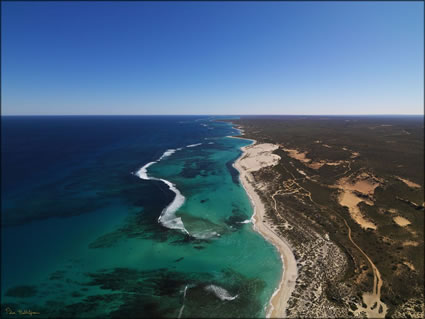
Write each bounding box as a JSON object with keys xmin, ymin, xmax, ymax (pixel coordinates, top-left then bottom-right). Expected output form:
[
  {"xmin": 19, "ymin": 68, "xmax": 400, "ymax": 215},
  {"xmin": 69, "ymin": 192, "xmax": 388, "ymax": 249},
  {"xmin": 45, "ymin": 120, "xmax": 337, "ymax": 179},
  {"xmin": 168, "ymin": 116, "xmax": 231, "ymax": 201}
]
[
  {"xmin": 158, "ymin": 149, "xmax": 177, "ymax": 160},
  {"xmin": 178, "ymin": 285, "xmax": 189, "ymax": 319},
  {"xmin": 157, "ymin": 178, "xmax": 187, "ymax": 233},
  {"xmin": 186, "ymin": 143, "xmax": 202, "ymax": 148},
  {"xmin": 239, "ymin": 219, "xmax": 252, "ymax": 224},
  {"xmin": 135, "ymin": 149, "xmax": 188, "ymax": 235},
  {"xmin": 205, "ymin": 285, "xmax": 238, "ymax": 301},
  {"xmin": 191, "ymin": 230, "xmax": 220, "ymax": 240}
]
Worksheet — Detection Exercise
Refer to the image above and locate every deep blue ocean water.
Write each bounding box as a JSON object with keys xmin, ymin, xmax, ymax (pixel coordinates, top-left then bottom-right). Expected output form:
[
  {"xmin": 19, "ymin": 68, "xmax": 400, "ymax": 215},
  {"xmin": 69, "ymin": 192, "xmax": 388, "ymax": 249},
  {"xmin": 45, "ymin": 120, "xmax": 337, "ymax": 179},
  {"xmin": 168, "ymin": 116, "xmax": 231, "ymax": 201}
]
[{"xmin": 1, "ymin": 116, "xmax": 281, "ymax": 318}]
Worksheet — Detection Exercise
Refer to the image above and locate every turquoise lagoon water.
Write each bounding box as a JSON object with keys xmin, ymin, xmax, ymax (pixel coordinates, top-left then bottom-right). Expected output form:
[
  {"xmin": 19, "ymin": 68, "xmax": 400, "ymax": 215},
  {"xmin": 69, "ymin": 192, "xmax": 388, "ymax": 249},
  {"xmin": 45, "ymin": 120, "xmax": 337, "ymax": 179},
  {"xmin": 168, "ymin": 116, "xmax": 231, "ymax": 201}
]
[{"xmin": 1, "ymin": 116, "xmax": 281, "ymax": 318}]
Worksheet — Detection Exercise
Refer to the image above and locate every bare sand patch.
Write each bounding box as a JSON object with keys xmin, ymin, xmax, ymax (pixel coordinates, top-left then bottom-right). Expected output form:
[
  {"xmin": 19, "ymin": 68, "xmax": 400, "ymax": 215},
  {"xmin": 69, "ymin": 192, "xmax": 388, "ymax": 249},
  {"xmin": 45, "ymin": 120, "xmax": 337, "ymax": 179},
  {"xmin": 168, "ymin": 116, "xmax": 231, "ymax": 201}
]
[
  {"xmin": 281, "ymin": 147, "xmax": 311, "ymax": 163},
  {"xmin": 306, "ymin": 159, "xmax": 346, "ymax": 169},
  {"xmin": 354, "ymin": 288, "xmax": 388, "ymax": 318},
  {"xmin": 282, "ymin": 145, "xmax": 353, "ymax": 171},
  {"xmin": 351, "ymin": 152, "xmax": 360, "ymax": 158},
  {"xmin": 326, "ymin": 161, "xmax": 345, "ymax": 166},
  {"xmin": 336, "ymin": 173, "xmax": 382, "ymax": 230},
  {"xmin": 338, "ymin": 174, "xmax": 380, "ymax": 195},
  {"xmin": 393, "ymin": 216, "xmax": 411, "ymax": 227},
  {"xmin": 395, "ymin": 176, "xmax": 421, "ymax": 189},
  {"xmin": 339, "ymin": 191, "xmax": 377, "ymax": 230},
  {"xmin": 307, "ymin": 161, "xmax": 325, "ymax": 169},
  {"xmin": 296, "ymin": 168, "xmax": 307, "ymax": 176},
  {"xmin": 403, "ymin": 241, "xmax": 419, "ymax": 247},
  {"xmin": 403, "ymin": 261, "xmax": 415, "ymax": 271}
]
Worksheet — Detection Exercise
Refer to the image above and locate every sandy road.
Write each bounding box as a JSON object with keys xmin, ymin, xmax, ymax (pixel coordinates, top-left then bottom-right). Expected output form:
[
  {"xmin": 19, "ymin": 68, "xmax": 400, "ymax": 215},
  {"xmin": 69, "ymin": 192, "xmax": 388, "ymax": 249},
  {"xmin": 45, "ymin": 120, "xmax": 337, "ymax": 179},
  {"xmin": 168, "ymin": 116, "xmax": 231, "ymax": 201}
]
[{"xmin": 343, "ymin": 219, "xmax": 387, "ymax": 318}]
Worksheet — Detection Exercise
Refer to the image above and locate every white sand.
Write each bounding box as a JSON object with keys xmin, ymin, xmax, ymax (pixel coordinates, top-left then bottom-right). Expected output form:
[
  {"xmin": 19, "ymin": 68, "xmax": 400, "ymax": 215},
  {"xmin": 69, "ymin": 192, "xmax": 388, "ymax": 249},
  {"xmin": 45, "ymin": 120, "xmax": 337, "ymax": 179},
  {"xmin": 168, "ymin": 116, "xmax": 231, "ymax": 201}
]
[{"xmin": 233, "ymin": 139, "xmax": 298, "ymax": 318}]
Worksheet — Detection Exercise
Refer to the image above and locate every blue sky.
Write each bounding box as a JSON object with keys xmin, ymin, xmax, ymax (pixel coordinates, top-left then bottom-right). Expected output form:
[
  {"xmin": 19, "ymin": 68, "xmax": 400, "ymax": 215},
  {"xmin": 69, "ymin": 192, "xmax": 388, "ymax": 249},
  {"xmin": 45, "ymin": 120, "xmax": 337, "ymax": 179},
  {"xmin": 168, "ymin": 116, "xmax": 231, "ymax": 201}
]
[{"xmin": 2, "ymin": 1, "xmax": 423, "ymax": 115}]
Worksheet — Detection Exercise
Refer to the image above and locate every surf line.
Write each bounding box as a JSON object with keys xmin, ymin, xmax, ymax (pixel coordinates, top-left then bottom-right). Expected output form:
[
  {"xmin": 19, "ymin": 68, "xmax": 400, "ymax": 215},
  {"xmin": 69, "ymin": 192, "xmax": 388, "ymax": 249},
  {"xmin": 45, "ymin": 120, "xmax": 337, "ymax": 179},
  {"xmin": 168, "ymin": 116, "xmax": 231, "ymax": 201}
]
[
  {"xmin": 178, "ymin": 285, "xmax": 189, "ymax": 319},
  {"xmin": 135, "ymin": 147, "xmax": 189, "ymax": 235},
  {"xmin": 186, "ymin": 143, "xmax": 202, "ymax": 148}
]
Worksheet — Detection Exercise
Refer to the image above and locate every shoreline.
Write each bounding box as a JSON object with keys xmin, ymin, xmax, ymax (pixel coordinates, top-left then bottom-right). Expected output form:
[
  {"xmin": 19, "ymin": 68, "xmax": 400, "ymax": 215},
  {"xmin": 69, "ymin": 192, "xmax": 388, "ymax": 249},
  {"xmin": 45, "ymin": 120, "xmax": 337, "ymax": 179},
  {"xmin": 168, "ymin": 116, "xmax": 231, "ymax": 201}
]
[{"xmin": 231, "ymin": 134, "xmax": 298, "ymax": 318}]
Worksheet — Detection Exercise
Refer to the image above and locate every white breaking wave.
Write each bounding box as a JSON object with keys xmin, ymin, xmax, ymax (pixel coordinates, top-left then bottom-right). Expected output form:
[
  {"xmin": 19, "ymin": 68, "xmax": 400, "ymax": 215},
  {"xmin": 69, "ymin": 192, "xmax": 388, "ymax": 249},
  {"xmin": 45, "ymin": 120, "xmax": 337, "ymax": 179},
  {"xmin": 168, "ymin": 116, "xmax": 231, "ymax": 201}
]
[
  {"xmin": 135, "ymin": 149, "xmax": 188, "ymax": 235},
  {"xmin": 158, "ymin": 149, "xmax": 176, "ymax": 160},
  {"xmin": 191, "ymin": 230, "xmax": 220, "ymax": 240},
  {"xmin": 186, "ymin": 143, "xmax": 202, "ymax": 148},
  {"xmin": 178, "ymin": 285, "xmax": 189, "ymax": 319},
  {"xmin": 158, "ymin": 147, "xmax": 183, "ymax": 160},
  {"xmin": 205, "ymin": 285, "xmax": 238, "ymax": 301},
  {"xmin": 238, "ymin": 219, "xmax": 251, "ymax": 224},
  {"xmin": 157, "ymin": 178, "xmax": 187, "ymax": 233},
  {"xmin": 136, "ymin": 161, "xmax": 156, "ymax": 180},
  {"xmin": 208, "ymin": 142, "xmax": 214, "ymax": 145}
]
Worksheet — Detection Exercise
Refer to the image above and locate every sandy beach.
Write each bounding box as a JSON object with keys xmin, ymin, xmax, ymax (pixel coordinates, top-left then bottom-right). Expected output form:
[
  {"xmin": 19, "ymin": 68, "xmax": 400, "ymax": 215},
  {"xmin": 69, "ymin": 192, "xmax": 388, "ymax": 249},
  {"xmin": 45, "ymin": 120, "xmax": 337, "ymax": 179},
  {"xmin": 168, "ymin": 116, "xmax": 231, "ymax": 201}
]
[{"xmin": 232, "ymin": 137, "xmax": 298, "ymax": 318}]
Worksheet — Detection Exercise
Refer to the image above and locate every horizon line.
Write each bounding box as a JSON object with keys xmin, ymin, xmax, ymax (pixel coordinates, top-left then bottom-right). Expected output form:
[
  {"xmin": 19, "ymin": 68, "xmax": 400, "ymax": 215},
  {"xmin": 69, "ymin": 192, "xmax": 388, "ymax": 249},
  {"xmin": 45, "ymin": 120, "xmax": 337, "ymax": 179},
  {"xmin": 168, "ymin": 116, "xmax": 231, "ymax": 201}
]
[{"xmin": 1, "ymin": 114, "xmax": 424, "ymax": 117}]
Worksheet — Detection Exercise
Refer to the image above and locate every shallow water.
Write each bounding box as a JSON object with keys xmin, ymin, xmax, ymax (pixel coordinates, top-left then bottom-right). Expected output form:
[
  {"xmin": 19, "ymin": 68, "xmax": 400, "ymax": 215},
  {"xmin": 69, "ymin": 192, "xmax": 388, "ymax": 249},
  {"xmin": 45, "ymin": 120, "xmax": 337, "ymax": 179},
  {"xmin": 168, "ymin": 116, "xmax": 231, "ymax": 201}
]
[{"xmin": 1, "ymin": 116, "xmax": 281, "ymax": 318}]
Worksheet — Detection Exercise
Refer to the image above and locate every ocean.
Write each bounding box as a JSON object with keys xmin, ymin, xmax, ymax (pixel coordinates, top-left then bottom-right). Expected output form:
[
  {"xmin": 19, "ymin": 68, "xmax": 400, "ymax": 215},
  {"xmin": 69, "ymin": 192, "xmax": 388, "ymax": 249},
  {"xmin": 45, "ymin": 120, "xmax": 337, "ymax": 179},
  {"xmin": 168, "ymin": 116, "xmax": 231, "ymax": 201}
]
[{"xmin": 1, "ymin": 116, "xmax": 281, "ymax": 318}]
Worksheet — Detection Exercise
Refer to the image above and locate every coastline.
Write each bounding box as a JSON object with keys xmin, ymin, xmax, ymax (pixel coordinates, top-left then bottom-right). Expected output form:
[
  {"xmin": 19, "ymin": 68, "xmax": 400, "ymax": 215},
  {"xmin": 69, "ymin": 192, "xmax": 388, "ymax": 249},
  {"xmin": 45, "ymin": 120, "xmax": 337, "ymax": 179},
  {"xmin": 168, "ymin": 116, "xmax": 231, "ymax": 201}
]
[{"xmin": 230, "ymin": 133, "xmax": 298, "ymax": 318}]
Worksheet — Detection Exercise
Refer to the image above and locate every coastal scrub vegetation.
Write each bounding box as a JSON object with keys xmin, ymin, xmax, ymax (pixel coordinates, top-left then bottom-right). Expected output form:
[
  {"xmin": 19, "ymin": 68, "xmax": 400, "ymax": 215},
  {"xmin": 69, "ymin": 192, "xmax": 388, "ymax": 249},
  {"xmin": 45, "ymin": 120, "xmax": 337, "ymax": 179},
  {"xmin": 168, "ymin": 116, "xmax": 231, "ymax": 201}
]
[{"xmin": 228, "ymin": 116, "xmax": 424, "ymax": 318}]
